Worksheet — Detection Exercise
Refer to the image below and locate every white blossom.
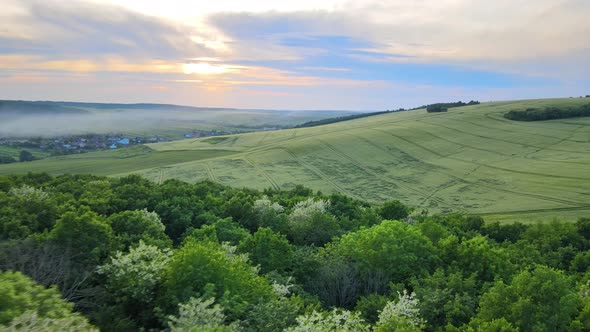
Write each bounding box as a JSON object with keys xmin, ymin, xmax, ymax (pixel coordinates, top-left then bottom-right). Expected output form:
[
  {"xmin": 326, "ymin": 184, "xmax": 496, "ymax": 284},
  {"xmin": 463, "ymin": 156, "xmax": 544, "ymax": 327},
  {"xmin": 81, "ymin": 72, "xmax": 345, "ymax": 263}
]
[
  {"xmin": 289, "ymin": 198, "xmax": 330, "ymax": 224},
  {"xmin": 167, "ymin": 297, "xmax": 236, "ymax": 332},
  {"xmin": 286, "ymin": 309, "xmax": 370, "ymax": 332},
  {"xmin": 96, "ymin": 241, "xmax": 171, "ymax": 303},
  {"xmin": 377, "ymin": 289, "xmax": 425, "ymax": 328},
  {"xmin": 9, "ymin": 185, "xmax": 49, "ymax": 201}
]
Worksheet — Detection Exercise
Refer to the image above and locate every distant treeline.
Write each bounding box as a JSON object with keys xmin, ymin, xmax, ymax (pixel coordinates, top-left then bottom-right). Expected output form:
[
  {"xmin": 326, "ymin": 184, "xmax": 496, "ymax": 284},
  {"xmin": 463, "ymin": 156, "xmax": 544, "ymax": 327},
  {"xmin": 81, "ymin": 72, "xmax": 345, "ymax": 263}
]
[
  {"xmin": 295, "ymin": 100, "xmax": 481, "ymax": 128},
  {"xmin": 422, "ymin": 100, "xmax": 481, "ymax": 113},
  {"xmin": 294, "ymin": 109, "xmax": 406, "ymax": 128},
  {"xmin": 504, "ymin": 103, "xmax": 590, "ymax": 121}
]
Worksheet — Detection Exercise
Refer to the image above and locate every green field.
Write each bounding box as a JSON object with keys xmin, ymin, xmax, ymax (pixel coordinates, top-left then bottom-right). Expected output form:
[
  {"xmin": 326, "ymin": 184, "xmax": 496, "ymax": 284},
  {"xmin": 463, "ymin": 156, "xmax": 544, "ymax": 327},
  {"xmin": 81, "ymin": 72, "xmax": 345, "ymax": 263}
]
[
  {"xmin": 0, "ymin": 145, "xmax": 51, "ymax": 160},
  {"xmin": 2, "ymin": 98, "xmax": 589, "ymax": 222}
]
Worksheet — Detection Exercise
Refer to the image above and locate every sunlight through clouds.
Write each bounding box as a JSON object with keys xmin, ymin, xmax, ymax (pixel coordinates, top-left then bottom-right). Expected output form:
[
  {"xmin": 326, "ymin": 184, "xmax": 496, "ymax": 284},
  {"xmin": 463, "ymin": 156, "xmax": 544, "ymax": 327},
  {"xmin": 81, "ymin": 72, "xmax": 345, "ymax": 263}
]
[
  {"xmin": 0, "ymin": 0, "xmax": 589, "ymax": 109},
  {"xmin": 182, "ymin": 63, "xmax": 228, "ymax": 75}
]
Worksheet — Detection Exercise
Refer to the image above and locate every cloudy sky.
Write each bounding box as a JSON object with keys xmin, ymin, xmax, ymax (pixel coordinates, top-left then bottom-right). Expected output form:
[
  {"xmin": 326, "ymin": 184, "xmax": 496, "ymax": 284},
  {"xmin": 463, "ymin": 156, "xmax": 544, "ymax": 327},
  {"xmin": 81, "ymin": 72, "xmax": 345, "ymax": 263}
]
[{"xmin": 1, "ymin": 0, "xmax": 589, "ymax": 110}]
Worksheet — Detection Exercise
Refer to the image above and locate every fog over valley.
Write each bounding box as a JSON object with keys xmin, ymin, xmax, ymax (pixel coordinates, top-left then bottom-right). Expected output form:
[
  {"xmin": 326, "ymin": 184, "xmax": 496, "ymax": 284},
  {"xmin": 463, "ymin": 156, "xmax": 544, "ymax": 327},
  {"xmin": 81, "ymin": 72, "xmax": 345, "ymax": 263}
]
[{"xmin": 0, "ymin": 101, "xmax": 357, "ymax": 138}]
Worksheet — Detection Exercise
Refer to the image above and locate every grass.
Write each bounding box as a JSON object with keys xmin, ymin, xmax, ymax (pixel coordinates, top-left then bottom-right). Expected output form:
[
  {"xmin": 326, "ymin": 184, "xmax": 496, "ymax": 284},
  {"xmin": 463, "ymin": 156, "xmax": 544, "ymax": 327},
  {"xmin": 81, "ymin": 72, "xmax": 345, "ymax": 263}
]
[
  {"xmin": 0, "ymin": 146, "xmax": 51, "ymax": 159},
  {"xmin": 1, "ymin": 97, "xmax": 589, "ymax": 223},
  {"xmin": 0, "ymin": 145, "xmax": 234, "ymax": 176}
]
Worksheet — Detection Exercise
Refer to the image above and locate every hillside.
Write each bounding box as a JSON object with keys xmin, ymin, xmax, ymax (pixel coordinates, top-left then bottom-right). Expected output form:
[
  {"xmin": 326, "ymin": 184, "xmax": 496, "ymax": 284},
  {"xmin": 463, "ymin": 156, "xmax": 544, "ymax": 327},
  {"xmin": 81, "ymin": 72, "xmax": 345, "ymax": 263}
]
[{"xmin": 1, "ymin": 98, "xmax": 589, "ymax": 222}]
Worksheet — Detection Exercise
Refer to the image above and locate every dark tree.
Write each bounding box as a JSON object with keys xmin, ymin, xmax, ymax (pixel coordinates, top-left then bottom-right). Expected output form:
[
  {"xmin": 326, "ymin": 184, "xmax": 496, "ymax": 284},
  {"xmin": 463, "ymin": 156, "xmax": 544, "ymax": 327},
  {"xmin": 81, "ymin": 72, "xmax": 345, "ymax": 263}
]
[
  {"xmin": 426, "ymin": 104, "xmax": 449, "ymax": 113},
  {"xmin": 18, "ymin": 150, "xmax": 35, "ymax": 162},
  {"xmin": 379, "ymin": 199, "xmax": 410, "ymax": 220}
]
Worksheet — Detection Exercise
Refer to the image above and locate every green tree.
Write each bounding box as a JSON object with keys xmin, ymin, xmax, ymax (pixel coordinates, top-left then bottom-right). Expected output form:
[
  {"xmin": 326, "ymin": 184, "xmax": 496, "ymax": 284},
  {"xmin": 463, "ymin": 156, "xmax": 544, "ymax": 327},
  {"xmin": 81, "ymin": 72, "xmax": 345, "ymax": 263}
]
[
  {"xmin": 77, "ymin": 180, "xmax": 117, "ymax": 215},
  {"xmin": 355, "ymin": 293, "xmax": 390, "ymax": 324},
  {"xmin": 412, "ymin": 269, "xmax": 478, "ymax": 329},
  {"xmin": 334, "ymin": 220, "xmax": 439, "ymax": 293},
  {"xmin": 107, "ymin": 209, "xmax": 172, "ymax": 250},
  {"xmin": 446, "ymin": 235, "xmax": 514, "ymax": 282},
  {"xmin": 191, "ymin": 217, "xmax": 251, "ymax": 246},
  {"xmin": 287, "ymin": 198, "xmax": 340, "ymax": 246},
  {"xmin": 0, "ymin": 271, "xmax": 94, "ymax": 328},
  {"xmin": 238, "ymin": 227, "xmax": 294, "ymax": 274},
  {"xmin": 378, "ymin": 199, "xmax": 410, "ymax": 221},
  {"xmin": 1, "ymin": 311, "xmax": 97, "ymax": 331},
  {"xmin": 476, "ymin": 265, "xmax": 582, "ymax": 331},
  {"xmin": 0, "ymin": 185, "xmax": 58, "ymax": 239},
  {"xmin": 48, "ymin": 206, "xmax": 115, "ymax": 265},
  {"xmin": 242, "ymin": 296, "xmax": 305, "ymax": 332},
  {"xmin": 162, "ymin": 239, "xmax": 274, "ymax": 320}
]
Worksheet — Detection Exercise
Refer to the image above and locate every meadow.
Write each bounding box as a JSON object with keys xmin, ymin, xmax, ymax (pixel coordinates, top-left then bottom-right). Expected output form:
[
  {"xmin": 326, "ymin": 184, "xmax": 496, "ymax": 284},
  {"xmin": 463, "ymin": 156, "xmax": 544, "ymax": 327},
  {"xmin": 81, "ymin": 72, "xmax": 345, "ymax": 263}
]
[{"xmin": 2, "ymin": 97, "xmax": 589, "ymax": 222}]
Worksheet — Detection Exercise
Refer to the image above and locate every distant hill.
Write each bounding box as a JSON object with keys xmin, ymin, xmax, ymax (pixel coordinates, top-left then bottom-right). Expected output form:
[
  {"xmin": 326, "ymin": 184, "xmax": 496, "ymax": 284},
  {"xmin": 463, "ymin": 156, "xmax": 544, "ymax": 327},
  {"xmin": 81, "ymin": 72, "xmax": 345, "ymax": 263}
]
[
  {"xmin": 2, "ymin": 97, "xmax": 589, "ymax": 223},
  {"xmin": 0, "ymin": 100, "xmax": 362, "ymax": 114},
  {"xmin": 0, "ymin": 100, "xmax": 359, "ymax": 138},
  {"xmin": 0, "ymin": 100, "xmax": 90, "ymax": 115}
]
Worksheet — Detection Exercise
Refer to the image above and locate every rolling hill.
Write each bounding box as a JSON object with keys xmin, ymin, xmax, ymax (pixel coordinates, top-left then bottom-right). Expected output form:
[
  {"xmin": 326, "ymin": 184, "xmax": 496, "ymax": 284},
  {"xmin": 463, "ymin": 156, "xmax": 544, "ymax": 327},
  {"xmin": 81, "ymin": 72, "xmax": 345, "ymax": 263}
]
[{"xmin": 1, "ymin": 98, "xmax": 589, "ymax": 222}]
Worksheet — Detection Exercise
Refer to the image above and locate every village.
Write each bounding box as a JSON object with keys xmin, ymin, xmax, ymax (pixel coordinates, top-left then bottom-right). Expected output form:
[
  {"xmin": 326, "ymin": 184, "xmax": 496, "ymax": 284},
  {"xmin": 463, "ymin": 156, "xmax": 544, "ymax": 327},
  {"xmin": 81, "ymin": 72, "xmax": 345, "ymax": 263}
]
[{"xmin": 0, "ymin": 129, "xmax": 239, "ymax": 159}]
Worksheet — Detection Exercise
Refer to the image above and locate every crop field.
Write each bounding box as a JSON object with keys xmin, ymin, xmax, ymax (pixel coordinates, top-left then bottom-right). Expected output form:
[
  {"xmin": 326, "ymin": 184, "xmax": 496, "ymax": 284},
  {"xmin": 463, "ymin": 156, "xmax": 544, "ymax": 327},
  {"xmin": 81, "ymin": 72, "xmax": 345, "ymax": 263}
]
[
  {"xmin": 1, "ymin": 98, "xmax": 589, "ymax": 222},
  {"xmin": 0, "ymin": 145, "xmax": 50, "ymax": 159}
]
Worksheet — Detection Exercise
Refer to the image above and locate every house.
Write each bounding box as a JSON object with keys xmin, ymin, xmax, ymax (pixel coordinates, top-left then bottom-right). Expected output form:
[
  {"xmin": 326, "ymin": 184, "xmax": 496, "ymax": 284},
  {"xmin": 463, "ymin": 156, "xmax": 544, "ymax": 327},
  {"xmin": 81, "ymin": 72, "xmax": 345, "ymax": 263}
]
[
  {"xmin": 110, "ymin": 144, "xmax": 117, "ymax": 149},
  {"xmin": 118, "ymin": 138, "xmax": 130, "ymax": 145}
]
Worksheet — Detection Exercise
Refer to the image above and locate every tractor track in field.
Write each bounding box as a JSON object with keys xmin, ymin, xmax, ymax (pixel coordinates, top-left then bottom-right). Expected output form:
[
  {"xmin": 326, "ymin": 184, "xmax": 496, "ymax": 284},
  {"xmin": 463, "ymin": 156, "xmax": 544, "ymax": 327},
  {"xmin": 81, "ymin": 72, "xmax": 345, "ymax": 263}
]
[
  {"xmin": 417, "ymin": 178, "xmax": 463, "ymax": 208},
  {"xmin": 283, "ymin": 148, "xmax": 363, "ymax": 201},
  {"xmin": 373, "ymin": 125, "xmax": 590, "ymax": 181},
  {"xmin": 205, "ymin": 162, "xmax": 217, "ymax": 182},
  {"xmin": 474, "ymin": 205, "xmax": 590, "ymax": 216},
  {"xmin": 243, "ymin": 156, "xmax": 280, "ymax": 191},
  {"xmin": 243, "ymin": 112, "xmax": 449, "ymax": 155},
  {"xmin": 256, "ymin": 132, "xmax": 272, "ymax": 146},
  {"xmin": 318, "ymin": 138, "xmax": 456, "ymax": 209},
  {"xmin": 415, "ymin": 118, "xmax": 586, "ymax": 155},
  {"xmin": 439, "ymin": 116, "xmax": 588, "ymax": 143},
  {"xmin": 369, "ymin": 128, "xmax": 588, "ymax": 207},
  {"xmin": 157, "ymin": 168, "xmax": 164, "ymax": 185},
  {"xmin": 390, "ymin": 122, "xmax": 590, "ymax": 166}
]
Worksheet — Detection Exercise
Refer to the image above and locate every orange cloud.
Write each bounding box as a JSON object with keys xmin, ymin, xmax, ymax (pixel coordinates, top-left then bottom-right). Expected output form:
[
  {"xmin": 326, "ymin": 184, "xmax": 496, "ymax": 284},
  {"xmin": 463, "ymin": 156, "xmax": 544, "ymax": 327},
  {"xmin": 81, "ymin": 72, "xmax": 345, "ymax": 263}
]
[{"xmin": 0, "ymin": 55, "xmax": 182, "ymax": 73}]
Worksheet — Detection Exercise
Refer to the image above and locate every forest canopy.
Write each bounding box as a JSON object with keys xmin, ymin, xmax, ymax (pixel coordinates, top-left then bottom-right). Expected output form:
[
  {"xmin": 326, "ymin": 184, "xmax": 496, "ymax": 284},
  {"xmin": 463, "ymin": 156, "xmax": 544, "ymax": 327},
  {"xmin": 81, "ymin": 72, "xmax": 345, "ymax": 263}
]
[{"xmin": 0, "ymin": 173, "xmax": 589, "ymax": 331}]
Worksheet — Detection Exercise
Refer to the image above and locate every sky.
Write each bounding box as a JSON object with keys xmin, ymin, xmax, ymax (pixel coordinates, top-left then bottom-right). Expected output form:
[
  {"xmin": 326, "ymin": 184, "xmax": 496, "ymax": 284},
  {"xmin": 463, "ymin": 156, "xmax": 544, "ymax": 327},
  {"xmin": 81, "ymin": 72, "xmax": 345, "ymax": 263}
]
[{"xmin": 1, "ymin": 0, "xmax": 589, "ymax": 110}]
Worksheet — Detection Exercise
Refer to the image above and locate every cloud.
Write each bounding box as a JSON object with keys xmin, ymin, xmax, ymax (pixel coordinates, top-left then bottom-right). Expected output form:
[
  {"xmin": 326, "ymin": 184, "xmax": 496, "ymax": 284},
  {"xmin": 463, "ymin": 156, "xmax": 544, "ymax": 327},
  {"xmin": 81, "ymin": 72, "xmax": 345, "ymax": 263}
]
[
  {"xmin": 0, "ymin": 0, "xmax": 589, "ymax": 110},
  {"xmin": 0, "ymin": 0, "xmax": 213, "ymax": 60},
  {"xmin": 207, "ymin": 0, "xmax": 590, "ymax": 79}
]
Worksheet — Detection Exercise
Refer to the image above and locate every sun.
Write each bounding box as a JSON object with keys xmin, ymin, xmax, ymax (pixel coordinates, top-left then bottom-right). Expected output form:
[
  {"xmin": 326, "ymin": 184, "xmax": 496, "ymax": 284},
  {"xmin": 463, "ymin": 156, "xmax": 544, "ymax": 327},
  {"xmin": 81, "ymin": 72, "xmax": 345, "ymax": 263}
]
[{"xmin": 182, "ymin": 63, "xmax": 227, "ymax": 75}]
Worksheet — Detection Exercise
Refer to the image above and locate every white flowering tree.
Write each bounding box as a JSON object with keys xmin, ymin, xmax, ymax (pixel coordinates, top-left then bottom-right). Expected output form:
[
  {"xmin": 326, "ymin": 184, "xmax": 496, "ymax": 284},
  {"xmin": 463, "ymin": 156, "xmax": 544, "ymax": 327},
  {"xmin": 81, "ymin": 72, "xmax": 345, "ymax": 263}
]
[
  {"xmin": 287, "ymin": 198, "xmax": 340, "ymax": 246},
  {"xmin": 167, "ymin": 297, "xmax": 236, "ymax": 332},
  {"xmin": 285, "ymin": 309, "xmax": 371, "ymax": 332},
  {"xmin": 375, "ymin": 290, "xmax": 425, "ymax": 331},
  {"xmin": 252, "ymin": 195, "xmax": 287, "ymax": 231},
  {"xmin": 97, "ymin": 241, "xmax": 171, "ymax": 304}
]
